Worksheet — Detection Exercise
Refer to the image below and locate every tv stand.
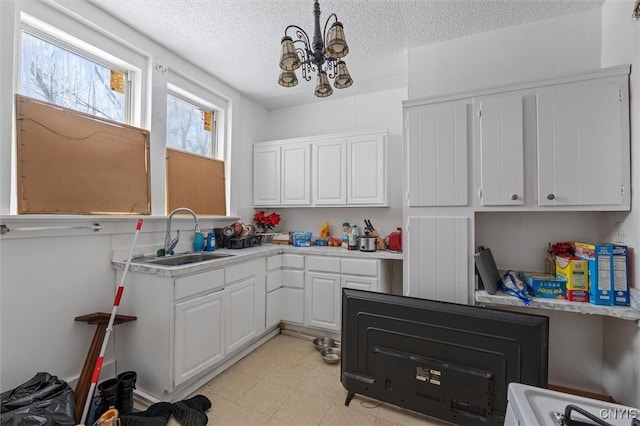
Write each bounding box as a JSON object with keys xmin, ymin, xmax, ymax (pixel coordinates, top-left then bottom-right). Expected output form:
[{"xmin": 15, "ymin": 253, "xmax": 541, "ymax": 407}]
[{"xmin": 344, "ymin": 392, "xmax": 355, "ymax": 406}]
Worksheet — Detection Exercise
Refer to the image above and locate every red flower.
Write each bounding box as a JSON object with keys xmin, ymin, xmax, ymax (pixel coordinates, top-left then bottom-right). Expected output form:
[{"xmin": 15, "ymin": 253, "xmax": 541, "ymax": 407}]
[{"xmin": 253, "ymin": 210, "xmax": 281, "ymax": 231}]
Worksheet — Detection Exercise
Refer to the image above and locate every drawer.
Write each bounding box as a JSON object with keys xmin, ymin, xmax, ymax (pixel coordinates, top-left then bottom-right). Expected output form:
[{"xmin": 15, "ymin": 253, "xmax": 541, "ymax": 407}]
[
  {"xmin": 281, "ymin": 254, "xmax": 304, "ymax": 269},
  {"xmin": 266, "ymin": 270, "xmax": 283, "ymax": 293},
  {"xmin": 266, "ymin": 254, "xmax": 282, "ymax": 271},
  {"xmin": 225, "ymin": 259, "xmax": 259, "ymax": 284},
  {"xmin": 341, "ymin": 258, "xmax": 378, "ymax": 277},
  {"xmin": 174, "ymin": 268, "xmax": 224, "ymax": 300},
  {"xmin": 282, "ymin": 270, "xmax": 304, "ymax": 288},
  {"xmin": 307, "ymin": 256, "xmax": 341, "ymax": 273}
]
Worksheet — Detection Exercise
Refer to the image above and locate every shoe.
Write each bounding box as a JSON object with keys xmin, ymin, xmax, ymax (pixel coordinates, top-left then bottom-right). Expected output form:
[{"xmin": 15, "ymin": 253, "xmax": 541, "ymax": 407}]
[
  {"xmin": 116, "ymin": 371, "xmax": 137, "ymax": 414},
  {"xmin": 120, "ymin": 402, "xmax": 173, "ymax": 426},
  {"xmin": 94, "ymin": 407, "xmax": 119, "ymax": 426},
  {"xmin": 95, "ymin": 379, "xmax": 119, "ymax": 421},
  {"xmin": 171, "ymin": 395, "xmax": 211, "ymax": 426}
]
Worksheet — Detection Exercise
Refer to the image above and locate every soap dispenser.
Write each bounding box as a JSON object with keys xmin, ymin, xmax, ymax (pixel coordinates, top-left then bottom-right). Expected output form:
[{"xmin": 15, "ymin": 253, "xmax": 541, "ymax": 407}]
[
  {"xmin": 205, "ymin": 231, "xmax": 216, "ymax": 252},
  {"xmin": 193, "ymin": 232, "xmax": 204, "ymax": 251}
]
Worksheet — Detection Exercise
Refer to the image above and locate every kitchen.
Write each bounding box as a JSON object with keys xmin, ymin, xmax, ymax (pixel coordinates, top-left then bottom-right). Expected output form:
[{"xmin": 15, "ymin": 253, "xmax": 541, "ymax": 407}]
[{"xmin": 1, "ymin": 0, "xmax": 640, "ymax": 424}]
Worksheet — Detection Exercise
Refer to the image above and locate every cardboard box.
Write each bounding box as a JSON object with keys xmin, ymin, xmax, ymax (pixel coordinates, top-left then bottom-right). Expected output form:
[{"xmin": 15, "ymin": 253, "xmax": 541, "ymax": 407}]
[
  {"xmin": 574, "ymin": 243, "xmax": 614, "ymax": 306},
  {"xmin": 519, "ymin": 272, "xmax": 567, "ymax": 299},
  {"xmin": 555, "ymin": 256, "xmax": 588, "ymax": 302},
  {"xmin": 608, "ymin": 244, "xmax": 630, "ymax": 306}
]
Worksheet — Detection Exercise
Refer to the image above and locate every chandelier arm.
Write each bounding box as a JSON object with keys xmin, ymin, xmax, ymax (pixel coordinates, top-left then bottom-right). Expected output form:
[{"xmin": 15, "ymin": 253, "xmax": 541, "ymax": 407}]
[
  {"xmin": 325, "ymin": 58, "xmax": 337, "ymax": 79},
  {"xmin": 322, "ymin": 13, "xmax": 339, "ymax": 46},
  {"xmin": 285, "ymin": 25, "xmax": 311, "ymax": 53}
]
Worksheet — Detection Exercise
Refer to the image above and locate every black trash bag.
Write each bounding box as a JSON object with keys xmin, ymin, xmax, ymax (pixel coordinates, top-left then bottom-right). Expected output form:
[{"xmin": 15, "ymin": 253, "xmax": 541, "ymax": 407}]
[{"xmin": 0, "ymin": 372, "xmax": 76, "ymax": 426}]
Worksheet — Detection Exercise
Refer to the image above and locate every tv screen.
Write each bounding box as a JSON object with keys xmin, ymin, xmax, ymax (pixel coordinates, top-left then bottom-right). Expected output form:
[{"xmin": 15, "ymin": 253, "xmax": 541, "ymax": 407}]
[{"xmin": 341, "ymin": 288, "xmax": 549, "ymax": 426}]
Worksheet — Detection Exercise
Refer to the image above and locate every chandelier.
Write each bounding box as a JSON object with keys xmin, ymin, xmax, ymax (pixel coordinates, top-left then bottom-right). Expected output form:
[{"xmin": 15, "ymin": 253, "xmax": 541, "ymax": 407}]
[{"xmin": 278, "ymin": 0, "xmax": 353, "ymax": 98}]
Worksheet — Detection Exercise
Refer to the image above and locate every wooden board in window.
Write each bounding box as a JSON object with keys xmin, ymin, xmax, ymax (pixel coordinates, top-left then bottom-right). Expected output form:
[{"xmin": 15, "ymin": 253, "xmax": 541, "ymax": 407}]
[
  {"xmin": 16, "ymin": 95, "xmax": 150, "ymax": 214},
  {"xmin": 167, "ymin": 148, "xmax": 226, "ymax": 215}
]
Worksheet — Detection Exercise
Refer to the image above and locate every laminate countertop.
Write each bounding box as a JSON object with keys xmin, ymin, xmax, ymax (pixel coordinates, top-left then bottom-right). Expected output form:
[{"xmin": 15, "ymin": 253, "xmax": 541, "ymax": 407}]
[{"xmin": 112, "ymin": 244, "xmax": 403, "ymax": 278}]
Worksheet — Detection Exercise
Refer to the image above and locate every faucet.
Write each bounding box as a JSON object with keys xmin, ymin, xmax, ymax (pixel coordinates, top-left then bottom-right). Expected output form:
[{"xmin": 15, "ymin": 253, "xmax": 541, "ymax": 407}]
[{"xmin": 164, "ymin": 207, "xmax": 201, "ymax": 255}]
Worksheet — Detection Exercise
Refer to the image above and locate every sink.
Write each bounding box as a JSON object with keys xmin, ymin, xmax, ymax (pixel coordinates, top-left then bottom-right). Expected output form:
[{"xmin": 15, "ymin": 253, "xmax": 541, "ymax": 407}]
[{"xmin": 133, "ymin": 252, "xmax": 235, "ymax": 267}]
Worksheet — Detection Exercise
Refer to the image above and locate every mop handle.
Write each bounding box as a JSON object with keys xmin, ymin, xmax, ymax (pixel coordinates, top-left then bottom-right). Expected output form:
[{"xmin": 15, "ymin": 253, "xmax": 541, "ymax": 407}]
[{"xmin": 80, "ymin": 219, "xmax": 143, "ymax": 425}]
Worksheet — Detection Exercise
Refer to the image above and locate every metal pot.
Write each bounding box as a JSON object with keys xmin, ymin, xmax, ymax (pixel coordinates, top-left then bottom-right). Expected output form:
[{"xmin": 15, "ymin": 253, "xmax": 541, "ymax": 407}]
[{"xmin": 359, "ymin": 235, "xmax": 377, "ymax": 252}]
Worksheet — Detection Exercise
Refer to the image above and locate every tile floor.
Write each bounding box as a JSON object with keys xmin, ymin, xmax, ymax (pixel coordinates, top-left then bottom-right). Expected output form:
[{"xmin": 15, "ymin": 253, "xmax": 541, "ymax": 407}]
[{"xmin": 166, "ymin": 332, "xmax": 452, "ymax": 425}]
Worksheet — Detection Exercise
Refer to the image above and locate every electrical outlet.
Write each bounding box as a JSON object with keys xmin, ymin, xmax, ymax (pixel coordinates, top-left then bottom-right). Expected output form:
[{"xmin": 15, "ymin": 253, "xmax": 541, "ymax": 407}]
[{"xmin": 614, "ymin": 221, "xmax": 625, "ymax": 244}]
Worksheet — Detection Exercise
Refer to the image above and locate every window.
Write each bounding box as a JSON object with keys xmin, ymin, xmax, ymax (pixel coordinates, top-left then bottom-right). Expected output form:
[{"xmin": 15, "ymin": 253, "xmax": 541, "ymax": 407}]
[
  {"xmin": 165, "ymin": 89, "xmax": 225, "ymax": 215},
  {"xmin": 166, "ymin": 93, "xmax": 216, "ymax": 157},
  {"xmin": 19, "ymin": 29, "xmax": 131, "ymax": 124}
]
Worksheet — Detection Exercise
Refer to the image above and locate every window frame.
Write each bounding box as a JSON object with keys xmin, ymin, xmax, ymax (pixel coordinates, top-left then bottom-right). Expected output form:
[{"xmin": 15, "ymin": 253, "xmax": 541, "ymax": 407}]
[{"xmin": 166, "ymin": 89, "xmax": 217, "ymax": 159}]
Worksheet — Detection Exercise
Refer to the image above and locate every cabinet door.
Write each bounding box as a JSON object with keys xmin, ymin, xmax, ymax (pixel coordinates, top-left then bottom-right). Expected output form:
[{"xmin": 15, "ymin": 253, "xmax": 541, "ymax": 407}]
[
  {"xmin": 347, "ymin": 134, "xmax": 386, "ymax": 205},
  {"xmin": 266, "ymin": 288, "xmax": 282, "ymax": 329},
  {"xmin": 405, "ymin": 216, "xmax": 469, "ymax": 304},
  {"xmin": 341, "ymin": 275, "xmax": 377, "ymax": 292},
  {"xmin": 281, "ymin": 143, "xmax": 311, "ymax": 205},
  {"xmin": 225, "ymin": 276, "xmax": 261, "ymax": 354},
  {"xmin": 313, "ymin": 138, "xmax": 347, "ymax": 205},
  {"xmin": 174, "ymin": 290, "xmax": 225, "ymax": 387},
  {"xmin": 537, "ymin": 77, "xmax": 629, "ymax": 208},
  {"xmin": 281, "ymin": 288, "xmax": 304, "ymax": 324},
  {"xmin": 253, "ymin": 145, "xmax": 281, "ymax": 206},
  {"xmin": 406, "ymin": 100, "xmax": 469, "ymax": 207},
  {"xmin": 475, "ymin": 94, "xmax": 524, "ymax": 206},
  {"xmin": 305, "ymin": 271, "xmax": 341, "ymax": 331}
]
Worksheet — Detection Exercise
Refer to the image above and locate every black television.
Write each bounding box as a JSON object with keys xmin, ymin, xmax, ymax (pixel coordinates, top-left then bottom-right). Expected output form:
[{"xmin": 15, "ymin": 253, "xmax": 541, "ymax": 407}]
[{"xmin": 341, "ymin": 288, "xmax": 549, "ymax": 426}]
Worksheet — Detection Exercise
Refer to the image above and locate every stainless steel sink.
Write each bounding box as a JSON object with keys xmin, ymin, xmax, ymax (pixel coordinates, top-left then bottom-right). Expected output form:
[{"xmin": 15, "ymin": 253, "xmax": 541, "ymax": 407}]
[{"xmin": 133, "ymin": 252, "xmax": 235, "ymax": 266}]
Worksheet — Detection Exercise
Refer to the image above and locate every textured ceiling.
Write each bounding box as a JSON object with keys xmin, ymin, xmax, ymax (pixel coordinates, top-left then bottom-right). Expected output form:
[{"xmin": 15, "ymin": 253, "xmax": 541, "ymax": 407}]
[{"xmin": 89, "ymin": 0, "xmax": 604, "ymax": 109}]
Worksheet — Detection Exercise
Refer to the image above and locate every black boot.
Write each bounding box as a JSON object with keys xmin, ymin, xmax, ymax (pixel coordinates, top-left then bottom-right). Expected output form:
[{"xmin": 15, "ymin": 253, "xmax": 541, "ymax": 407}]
[
  {"xmin": 95, "ymin": 378, "xmax": 119, "ymax": 421},
  {"xmin": 117, "ymin": 371, "xmax": 137, "ymax": 414},
  {"xmin": 171, "ymin": 395, "xmax": 211, "ymax": 426},
  {"xmin": 120, "ymin": 401, "xmax": 173, "ymax": 426}
]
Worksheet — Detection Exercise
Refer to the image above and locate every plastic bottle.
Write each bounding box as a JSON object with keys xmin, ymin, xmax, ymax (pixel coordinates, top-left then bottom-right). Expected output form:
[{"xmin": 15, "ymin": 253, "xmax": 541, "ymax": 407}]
[
  {"xmin": 205, "ymin": 231, "xmax": 216, "ymax": 252},
  {"xmin": 193, "ymin": 232, "xmax": 204, "ymax": 251},
  {"xmin": 342, "ymin": 222, "xmax": 350, "ymax": 249},
  {"xmin": 319, "ymin": 221, "xmax": 330, "ymax": 239},
  {"xmin": 348, "ymin": 225, "xmax": 359, "ymax": 251}
]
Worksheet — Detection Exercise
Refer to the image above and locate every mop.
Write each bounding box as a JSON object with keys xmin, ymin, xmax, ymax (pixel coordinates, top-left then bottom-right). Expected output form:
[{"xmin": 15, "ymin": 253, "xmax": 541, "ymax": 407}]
[{"xmin": 80, "ymin": 219, "xmax": 143, "ymax": 425}]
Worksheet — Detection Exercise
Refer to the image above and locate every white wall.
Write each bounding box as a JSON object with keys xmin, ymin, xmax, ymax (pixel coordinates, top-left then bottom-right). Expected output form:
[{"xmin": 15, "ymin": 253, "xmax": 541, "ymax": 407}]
[
  {"xmin": 408, "ymin": 8, "xmax": 602, "ymax": 100},
  {"xmin": 406, "ymin": 5, "xmax": 640, "ymax": 405},
  {"xmin": 0, "ymin": 0, "xmax": 268, "ymax": 392},
  {"xmin": 264, "ymin": 87, "xmax": 406, "ymax": 239},
  {"xmin": 600, "ymin": 0, "xmax": 640, "ymax": 407}
]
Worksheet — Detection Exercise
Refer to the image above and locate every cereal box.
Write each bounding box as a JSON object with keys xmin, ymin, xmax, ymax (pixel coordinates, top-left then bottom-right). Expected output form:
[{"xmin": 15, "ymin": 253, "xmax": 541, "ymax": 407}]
[
  {"xmin": 574, "ymin": 243, "xmax": 614, "ymax": 306},
  {"xmin": 555, "ymin": 255, "xmax": 588, "ymax": 302},
  {"xmin": 608, "ymin": 244, "xmax": 630, "ymax": 306}
]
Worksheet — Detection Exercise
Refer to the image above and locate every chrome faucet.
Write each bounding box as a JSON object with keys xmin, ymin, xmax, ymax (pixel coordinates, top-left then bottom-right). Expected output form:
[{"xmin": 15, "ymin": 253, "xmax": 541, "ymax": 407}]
[{"xmin": 164, "ymin": 207, "xmax": 201, "ymax": 254}]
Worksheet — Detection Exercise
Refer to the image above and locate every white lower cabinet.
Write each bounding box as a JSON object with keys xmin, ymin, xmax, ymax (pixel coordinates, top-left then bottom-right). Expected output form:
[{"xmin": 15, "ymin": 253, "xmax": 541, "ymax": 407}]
[
  {"xmin": 114, "ymin": 257, "xmax": 265, "ymax": 401},
  {"xmin": 265, "ymin": 254, "xmax": 305, "ymax": 326},
  {"xmin": 304, "ymin": 256, "xmax": 390, "ymax": 332},
  {"xmin": 305, "ymin": 271, "xmax": 341, "ymax": 331},
  {"xmin": 174, "ymin": 290, "xmax": 225, "ymax": 387},
  {"xmin": 225, "ymin": 260, "xmax": 265, "ymax": 355}
]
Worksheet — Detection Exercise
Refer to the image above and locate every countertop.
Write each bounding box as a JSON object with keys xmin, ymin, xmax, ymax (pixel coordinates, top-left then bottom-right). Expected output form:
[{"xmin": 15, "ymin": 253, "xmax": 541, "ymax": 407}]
[{"xmin": 112, "ymin": 244, "xmax": 403, "ymax": 278}]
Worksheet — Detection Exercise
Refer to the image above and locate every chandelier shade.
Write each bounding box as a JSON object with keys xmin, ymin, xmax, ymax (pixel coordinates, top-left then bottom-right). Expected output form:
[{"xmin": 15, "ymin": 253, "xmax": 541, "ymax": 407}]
[
  {"xmin": 325, "ymin": 22, "xmax": 349, "ymax": 58},
  {"xmin": 314, "ymin": 71, "xmax": 333, "ymax": 98},
  {"xmin": 278, "ymin": 0, "xmax": 352, "ymax": 98},
  {"xmin": 278, "ymin": 70, "xmax": 299, "ymax": 87},
  {"xmin": 279, "ymin": 36, "xmax": 302, "ymax": 71},
  {"xmin": 334, "ymin": 61, "xmax": 353, "ymax": 89}
]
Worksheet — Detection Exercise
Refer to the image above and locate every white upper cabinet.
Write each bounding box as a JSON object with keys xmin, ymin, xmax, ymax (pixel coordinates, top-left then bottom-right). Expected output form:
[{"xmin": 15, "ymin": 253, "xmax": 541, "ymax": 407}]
[
  {"xmin": 281, "ymin": 143, "xmax": 311, "ymax": 205},
  {"xmin": 253, "ymin": 130, "xmax": 388, "ymax": 207},
  {"xmin": 405, "ymin": 99, "xmax": 469, "ymax": 207},
  {"xmin": 474, "ymin": 93, "xmax": 525, "ymax": 207},
  {"xmin": 313, "ymin": 138, "xmax": 347, "ymax": 205},
  {"xmin": 537, "ymin": 74, "xmax": 630, "ymax": 209},
  {"xmin": 253, "ymin": 145, "xmax": 281, "ymax": 206},
  {"xmin": 347, "ymin": 133, "xmax": 386, "ymax": 205}
]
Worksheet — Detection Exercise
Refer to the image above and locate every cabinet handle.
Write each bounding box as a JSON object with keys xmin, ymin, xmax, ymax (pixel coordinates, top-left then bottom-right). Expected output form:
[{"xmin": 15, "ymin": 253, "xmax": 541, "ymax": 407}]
[
  {"xmin": 546, "ymin": 193, "xmax": 555, "ymax": 200},
  {"xmin": 510, "ymin": 194, "xmax": 518, "ymax": 201}
]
